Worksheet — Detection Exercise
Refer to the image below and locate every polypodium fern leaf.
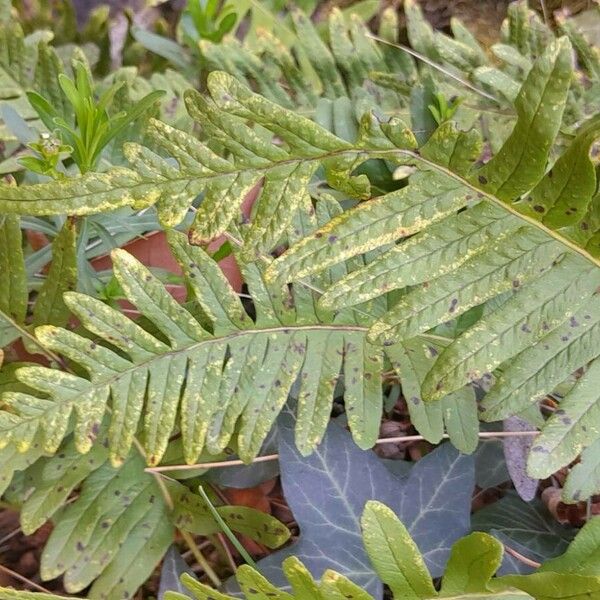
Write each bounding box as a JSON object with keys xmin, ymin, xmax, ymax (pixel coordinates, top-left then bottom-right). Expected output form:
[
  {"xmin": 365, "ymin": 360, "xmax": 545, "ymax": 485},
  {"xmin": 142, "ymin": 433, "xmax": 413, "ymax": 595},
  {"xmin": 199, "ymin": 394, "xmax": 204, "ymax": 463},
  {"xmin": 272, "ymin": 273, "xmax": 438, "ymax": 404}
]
[
  {"xmin": 0, "ymin": 231, "xmax": 383, "ymax": 466},
  {"xmin": 265, "ymin": 34, "xmax": 600, "ymax": 497},
  {"xmin": 0, "ymin": 215, "xmax": 27, "ymax": 346},
  {"xmin": 0, "ymin": 23, "xmax": 38, "ymax": 121},
  {"xmin": 9, "ymin": 430, "xmax": 288, "ymax": 598},
  {"xmin": 0, "ymin": 70, "xmax": 416, "ymax": 257},
  {"xmin": 200, "ymin": 7, "xmax": 410, "ymax": 111}
]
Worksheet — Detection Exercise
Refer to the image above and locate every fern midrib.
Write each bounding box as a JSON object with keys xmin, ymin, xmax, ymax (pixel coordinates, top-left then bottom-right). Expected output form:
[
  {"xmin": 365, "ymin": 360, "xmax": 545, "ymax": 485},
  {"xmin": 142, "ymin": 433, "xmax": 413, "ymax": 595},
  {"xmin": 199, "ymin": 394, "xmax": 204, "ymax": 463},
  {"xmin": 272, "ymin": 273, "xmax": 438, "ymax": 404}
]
[
  {"xmin": 162, "ymin": 145, "xmax": 600, "ymax": 270},
  {"xmin": 2, "ymin": 144, "xmax": 597, "ymax": 269},
  {"xmin": 0, "ymin": 308, "xmax": 63, "ymax": 363},
  {"xmin": 25, "ymin": 323, "xmax": 369, "ymax": 427},
  {"xmin": 394, "ymin": 150, "xmax": 600, "ymax": 270}
]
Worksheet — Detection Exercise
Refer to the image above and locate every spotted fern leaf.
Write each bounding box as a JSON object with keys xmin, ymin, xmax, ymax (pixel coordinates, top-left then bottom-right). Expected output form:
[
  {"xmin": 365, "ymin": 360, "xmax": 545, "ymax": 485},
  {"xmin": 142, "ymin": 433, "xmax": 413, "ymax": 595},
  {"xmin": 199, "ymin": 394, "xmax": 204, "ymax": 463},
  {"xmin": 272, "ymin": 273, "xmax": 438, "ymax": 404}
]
[
  {"xmin": 266, "ymin": 36, "xmax": 600, "ymax": 500},
  {"xmin": 0, "ymin": 230, "xmax": 383, "ymax": 467},
  {"xmin": 0, "ymin": 70, "xmax": 417, "ymax": 258}
]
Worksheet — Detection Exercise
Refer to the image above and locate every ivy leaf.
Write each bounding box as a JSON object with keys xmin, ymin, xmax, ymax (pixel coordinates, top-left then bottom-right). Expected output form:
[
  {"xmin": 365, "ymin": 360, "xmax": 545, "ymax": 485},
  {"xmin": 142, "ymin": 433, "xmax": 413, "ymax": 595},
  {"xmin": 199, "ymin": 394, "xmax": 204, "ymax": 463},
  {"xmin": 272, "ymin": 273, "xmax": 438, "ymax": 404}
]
[
  {"xmin": 472, "ymin": 493, "xmax": 576, "ymax": 572},
  {"xmin": 158, "ymin": 546, "xmax": 196, "ymax": 599},
  {"xmin": 241, "ymin": 413, "xmax": 473, "ymax": 598}
]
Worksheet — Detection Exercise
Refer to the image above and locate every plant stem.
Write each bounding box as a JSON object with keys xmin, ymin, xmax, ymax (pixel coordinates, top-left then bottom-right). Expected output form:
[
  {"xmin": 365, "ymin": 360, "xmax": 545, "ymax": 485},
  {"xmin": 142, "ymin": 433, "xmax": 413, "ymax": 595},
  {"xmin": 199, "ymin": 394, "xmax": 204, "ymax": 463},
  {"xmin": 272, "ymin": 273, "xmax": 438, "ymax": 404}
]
[
  {"xmin": 197, "ymin": 485, "xmax": 258, "ymax": 570},
  {"xmin": 180, "ymin": 528, "xmax": 222, "ymax": 588},
  {"xmin": 146, "ymin": 430, "xmax": 540, "ymax": 473},
  {"xmin": 0, "ymin": 564, "xmax": 54, "ymax": 594}
]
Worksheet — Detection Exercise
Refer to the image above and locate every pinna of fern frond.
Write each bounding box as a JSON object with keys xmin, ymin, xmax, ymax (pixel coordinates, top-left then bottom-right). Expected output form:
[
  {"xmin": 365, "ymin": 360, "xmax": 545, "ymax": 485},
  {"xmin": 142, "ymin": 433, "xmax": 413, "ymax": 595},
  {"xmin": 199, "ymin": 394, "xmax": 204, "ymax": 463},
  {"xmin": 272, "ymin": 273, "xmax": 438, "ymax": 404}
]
[{"xmin": 0, "ymin": 231, "xmax": 383, "ymax": 467}]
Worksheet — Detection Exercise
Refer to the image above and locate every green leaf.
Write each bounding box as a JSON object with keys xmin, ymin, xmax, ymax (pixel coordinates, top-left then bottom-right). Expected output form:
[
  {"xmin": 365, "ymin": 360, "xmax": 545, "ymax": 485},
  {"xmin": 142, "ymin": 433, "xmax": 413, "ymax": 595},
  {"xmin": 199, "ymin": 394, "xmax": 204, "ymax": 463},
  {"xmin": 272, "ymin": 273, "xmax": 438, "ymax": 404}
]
[
  {"xmin": 385, "ymin": 338, "xmax": 478, "ymax": 454},
  {"xmin": 282, "ymin": 556, "xmax": 323, "ymax": 599},
  {"xmin": 168, "ymin": 479, "xmax": 290, "ymax": 549},
  {"xmin": 423, "ymin": 254, "xmax": 600, "ymax": 401},
  {"xmin": 471, "ymin": 494, "xmax": 576, "ymax": 565},
  {"xmin": 475, "ymin": 37, "xmax": 572, "ymax": 201},
  {"xmin": 0, "ymin": 237, "xmax": 381, "ymax": 466},
  {"xmin": 527, "ymin": 357, "xmax": 600, "ymax": 479},
  {"xmin": 523, "ymin": 114, "xmax": 600, "ymax": 227},
  {"xmin": 491, "ymin": 573, "xmax": 600, "ymax": 600},
  {"xmin": 403, "ymin": 0, "xmax": 440, "ymax": 62},
  {"xmin": 361, "ymin": 500, "xmax": 436, "ymax": 599},
  {"xmin": 541, "ymin": 517, "xmax": 600, "ymax": 576},
  {"xmin": 319, "ymin": 571, "xmax": 375, "ymax": 600},
  {"xmin": 165, "ymin": 572, "xmax": 234, "ymax": 600},
  {"xmin": 440, "ymin": 533, "xmax": 503, "ymax": 595},
  {"xmin": 480, "ymin": 297, "xmax": 600, "ymax": 421},
  {"xmin": 33, "ymin": 448, "xmax": 172, "ymax": 597},
  {"xmin": 0, "ymin": 215, "xmax": 27, "ymax": 345},
  {"xmin": 31, "ymin": 218, "xmax": 78, "ymax": 330},
  {"xmin": 266, "ymin": 172, "xmax": 469, "ymax": 285},
  {"xmin": 562, "ymin": 438, "xmax": 600, "ymax": 503},
  {"xmin": 237, "ymin": 565, "xmax": 294, "ymax": 600},
  {"xmin": 0, "ymin": 590, "xmax": 70, "ymax": 600},
  {"xmin": 14, "ymin": 436, "xmax": 287, "ymax": 599},
  {"xmin": 0, "ymin": 68, "xmax": 413, "ymax": 255},
  {"xmin": 369, "ymin": 228, "xmax": 564, "ymax": 345}
]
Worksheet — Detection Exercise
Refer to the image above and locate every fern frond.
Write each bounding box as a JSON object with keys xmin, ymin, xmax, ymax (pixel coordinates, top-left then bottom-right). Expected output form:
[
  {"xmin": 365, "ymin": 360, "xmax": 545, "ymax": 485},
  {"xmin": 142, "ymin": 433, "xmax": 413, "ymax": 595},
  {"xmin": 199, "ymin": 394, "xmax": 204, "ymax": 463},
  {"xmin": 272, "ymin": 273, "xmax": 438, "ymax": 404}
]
[
  {"xmin": 0, "ymin": 215, "xmax": 27, "ymax": 346},
  {"xmin": 30, "ymin": 218, "xmax": 78, "ymax": 330},
  {"xmin": 9, "ymin": 431, "xmax": 288, "ymax": 598},
  {"xmin": 0, "ymin": 23, "xmax": 38, "ymax": 120},
  {"xmin": 0, "ymin": 71, "xmax": 417, "ymax": 257},
  {"xmin": 475, "ymin": 38, "xmax": 572, "ymax": 201},
  {"xmin": 402, "ymin": 0, "xmax": 596, "ymax": 131},
  {"xmin": 165, "ymin": 500, "xmax": 595, "ymax": 600},
  {"xmin": 385, "ymin": 338, "xmax": 478, "ymax": 454},
  {"xmin": 0, "ymin": 232, "xmax": 382, "ymax": 466},
  {"xmin": 267, "ymin": 34, "xmax": 600, "ymax": 489},
  {"xmin": 201, "ymin": 7, "xmax": 408, "ymax": 110}
]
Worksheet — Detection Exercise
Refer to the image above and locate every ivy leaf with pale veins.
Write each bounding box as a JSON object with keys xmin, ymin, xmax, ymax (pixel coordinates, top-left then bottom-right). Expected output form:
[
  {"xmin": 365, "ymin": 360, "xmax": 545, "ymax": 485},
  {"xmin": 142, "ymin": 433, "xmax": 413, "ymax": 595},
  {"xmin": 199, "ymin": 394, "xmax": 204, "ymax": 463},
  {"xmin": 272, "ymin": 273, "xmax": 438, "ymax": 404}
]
[
  {"xmin": 158, "ymin": 546, "xmax": 197, "ymax": 599},
  {"xmin": 234, "ymin": 413, "xmax": 473, "ymax": 599},
  {"xmin": 472, "ymin": 493, "xmax": 576, "ymax": 574}
]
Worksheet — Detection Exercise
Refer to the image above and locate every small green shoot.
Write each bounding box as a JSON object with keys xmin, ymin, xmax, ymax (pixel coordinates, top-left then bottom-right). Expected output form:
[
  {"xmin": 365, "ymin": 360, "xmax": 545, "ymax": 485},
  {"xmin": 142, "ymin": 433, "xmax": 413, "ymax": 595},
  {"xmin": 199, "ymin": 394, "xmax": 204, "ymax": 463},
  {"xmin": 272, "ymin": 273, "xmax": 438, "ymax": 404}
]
[
  {"xmin": 26, "ymin": 62, "xmax": 164, "ymax": 173},
  {"xmin": 18, "ymin": 133, "xmax": 72, "ymax": 180},
  {"xmin": 428, "ymin": 92, "xmax": 463, "ymax": 125},
  {"xmin": 182, "ymin": 0, "xmax": 238, "ymax": 45}
]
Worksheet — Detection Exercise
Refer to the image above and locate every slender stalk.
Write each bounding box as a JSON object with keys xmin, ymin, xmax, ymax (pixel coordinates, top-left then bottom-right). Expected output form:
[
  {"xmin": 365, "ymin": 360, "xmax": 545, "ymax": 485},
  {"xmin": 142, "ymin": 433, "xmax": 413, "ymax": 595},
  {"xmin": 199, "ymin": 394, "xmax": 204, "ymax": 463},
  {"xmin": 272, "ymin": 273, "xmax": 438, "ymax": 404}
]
[
  {"xmin": 197, "ymin": 485, "xmax": 258, "ymax": 570},
  {"xmin": 180, "ymin": 528, "xmax": 222, "ymax": 588},
  {"xmin": 214, "ymin": 533, "xmax": 237, "ymax": 573},
  {"xmin": 131, "ymin": 437, "xmax": 222, "ymax": 587},
  {"xmin": 0, "ymin": 563, "xmax": 54, "ymax": 594},
  {"xmin": 503, "ymin": 545, "xmax": 542, "ymax": 569},
  {"xmin": 365, "ymin": 34, "xmax": 500, "ymax": 103},
  {"xmin": 146, "ymin": 431, "xmax": 540, "ymax": 473}
]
